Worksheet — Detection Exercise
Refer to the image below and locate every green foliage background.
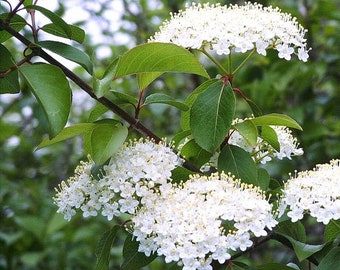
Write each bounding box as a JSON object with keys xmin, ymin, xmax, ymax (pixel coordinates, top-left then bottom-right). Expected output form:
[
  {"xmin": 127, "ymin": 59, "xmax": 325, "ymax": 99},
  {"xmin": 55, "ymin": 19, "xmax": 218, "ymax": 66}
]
[{"xmin": 1, "ymin": 0, "xmax": 340, "ymax": 269}]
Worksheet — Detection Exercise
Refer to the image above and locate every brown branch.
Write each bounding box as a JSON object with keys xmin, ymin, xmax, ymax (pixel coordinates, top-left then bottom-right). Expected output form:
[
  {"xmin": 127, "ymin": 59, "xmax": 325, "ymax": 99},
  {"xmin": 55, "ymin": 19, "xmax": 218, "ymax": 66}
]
[{"xmin": 0, "ymin": 19, "xmax": 202, "ymax": 174}]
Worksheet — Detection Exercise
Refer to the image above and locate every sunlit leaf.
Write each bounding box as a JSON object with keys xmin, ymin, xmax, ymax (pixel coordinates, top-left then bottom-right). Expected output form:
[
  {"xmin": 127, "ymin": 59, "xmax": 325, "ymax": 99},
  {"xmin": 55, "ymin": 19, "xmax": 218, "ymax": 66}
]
[
  {"xmin": 19, "ymin": 63, "xmax": 71, "ymax": 137},
  {"xmin": 114, "ymin": 43, "xmax": 209, "ymax": 79},
  {"xmin": 233, "ymin": 119, "xmax": 258, "ymax": 146},
  {"xmin": 251, "ymin": 113, "xmax": 302, "ymax": 130},
  {"xmin": 137, "ymin": 72, "xmax": 163, "ymax": 89},
  {"xmin": 144, "ymin": 93, "xmax": 188, "ymax": 111},
  {"xmin": 40, "ymin": 23, "xmax": 85, "ymax": 43}
]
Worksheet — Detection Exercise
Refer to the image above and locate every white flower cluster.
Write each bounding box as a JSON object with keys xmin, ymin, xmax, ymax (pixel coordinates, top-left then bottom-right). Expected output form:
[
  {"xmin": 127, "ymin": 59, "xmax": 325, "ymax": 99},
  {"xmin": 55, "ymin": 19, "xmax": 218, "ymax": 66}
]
[
  {"xmin": 132, "ymin": 173, "xmax": 277, "ymax": 270},
  {"xmin": 280, "ymin": 159, "xmax": 340, "ymax": 225},
  {"xmin": 54, "ymin": 139, "xmax": 180, "ymax": 221},
  {"xmin": 149, "ymin": 2, "xmax": 309, "ymax": 61},
  {"xmin": 228, "ymin": 119, "xmax": 303, "ymax": 164}
]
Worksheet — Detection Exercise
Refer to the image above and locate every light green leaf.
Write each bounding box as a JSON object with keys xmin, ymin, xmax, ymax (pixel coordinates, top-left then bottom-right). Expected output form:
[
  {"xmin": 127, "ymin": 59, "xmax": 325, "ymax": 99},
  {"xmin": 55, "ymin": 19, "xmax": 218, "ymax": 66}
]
[
  {"xmin": 94, "ymin": 57, "xmax": 119, "ymax": 97},
  {"xmin": 121, "ymin": 234, "xmax": 157, "ymax": 270},
  {"xmin": 35, "ymin": 123, "xmax": 96, "ymax": 150},
  {"xmin": 190, "ymin": 80, "xmax": 235, "ymax": 152},
  {"xmin": 40, "ymin": 23, "xmax": 85, "ymax": 43},
  {"xmin": 19, "ymin": 63, "xmax": 71, "ymax": 138},
  {"xmin": 144, "ymin": 93, "xmax": 188, "ymax": 111},
  {"xmin": 260, "ymin": 126, "xmax": 280, "ymax": 152},
  {"xmin": 90, "ymin": 122, "xmax": 128, "ymax": 164},
  {"xmin": 0, "ymin": 44, "xmax": 19, "ymax": 94},
  {"xmin": 88, "ymin": 104, "xmax": 109, "ymax": 122},
  {"xmin": 25, "ymin": 5, "xmax": 72, "ymax": 38},
  {"xmin": 108, "ymin": 91, "xmax": 138, "ymax": 105},
  {"xmin": 317, "ymin": 247, "xmax": 340, "ymax": 270},
  {"xmin": 251, "ymin": 113, "xmax": 303, "ymax": 130},
  {"xmin": 114, "ymin": 43, "xmax": 209, "ymax": 79},
  {"xmin": 45, "ymin": 212, "xmax": 68, "ymax": 236},
  {"xmin": 95, "ymin": 226, "xmax": 121, "ymax": 270},
  {"xmin": 0, "ymin": 14, "xmax": 26, "ymax": 42},
  {"xmin": 324, "ymin": 220, "xmax": 340, "ymax": 242},
  {"xmin": 137, "ymin": 72, "xmax": 164, "ymax": 89},
  {"xmin": 38, "ymin": 41, "xmax": 93, "ymax": 74},
  {"xmin": 233, "ymin": 120, "xmax": 258, "ymax": 146},
  {"xmin": 14, "ymin": 216, "xmax": 46, "ymax": 242},
  {"xmin": 218, "ymin": 145, "xmax": 258, "ymax": 185},
  {"xmin": 181, "ymin": 79, "xmax": 218, "ymax": 130}
]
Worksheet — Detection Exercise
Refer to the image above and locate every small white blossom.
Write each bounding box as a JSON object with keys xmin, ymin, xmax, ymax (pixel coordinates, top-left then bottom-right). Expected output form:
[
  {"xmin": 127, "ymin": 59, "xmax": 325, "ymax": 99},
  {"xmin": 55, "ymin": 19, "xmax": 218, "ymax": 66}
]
[
  {"xmin": 280, "ymin": 159, "xmax": 340, "ymax": 224},
  {"xmin": 132, "ymin": 173, "xmax": 277, "ymax": 270},
  {"xmin": 149, "ymin": 2, "xmax": 310, "ymax": 61}
]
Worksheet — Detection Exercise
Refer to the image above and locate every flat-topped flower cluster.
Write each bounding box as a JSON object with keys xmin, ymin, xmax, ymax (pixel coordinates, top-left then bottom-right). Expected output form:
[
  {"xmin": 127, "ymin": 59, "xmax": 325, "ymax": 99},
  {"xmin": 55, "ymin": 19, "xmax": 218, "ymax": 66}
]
[{"xmin": 149, "ymin": 2, "xmax": 309, "ymax": 61}]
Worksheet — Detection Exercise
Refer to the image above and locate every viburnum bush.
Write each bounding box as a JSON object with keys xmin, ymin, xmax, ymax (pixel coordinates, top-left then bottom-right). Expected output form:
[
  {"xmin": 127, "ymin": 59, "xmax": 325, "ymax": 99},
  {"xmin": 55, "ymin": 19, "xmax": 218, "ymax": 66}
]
[{"xmin": 1, "ymin": 1, "xmax": 340, "ymax": 270}]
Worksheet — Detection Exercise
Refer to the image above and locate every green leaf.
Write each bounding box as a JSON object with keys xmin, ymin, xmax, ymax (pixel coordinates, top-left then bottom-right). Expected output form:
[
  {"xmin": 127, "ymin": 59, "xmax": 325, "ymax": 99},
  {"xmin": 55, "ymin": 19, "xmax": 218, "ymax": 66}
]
[
  {"xmin": 38, "ymin": 41, "xmax": 93, "ymax": 74},
  {"xmin": 276, "ymin": 233, "xmax": 325, "ymax": 262},
  {"xmin": 233, "ymin": 120, "xmax": 258, "ymax": 146},
  {"xmin": 121, "ymin": 234, "xmax": 157, "ymax": 270},
  {"xmin": 245, "ymin": 97, "xmax": 262, "ymax": 117},
  {"xmin": 88, "ymin": 104, "xmax": 109, "ymax": 122},
  {"xmin": 114, "ymin": 43, "xmax": 209, "ymax": 79},
  {"xmin": 260, "ymin": 126, "xmax": 280, "ymax": 152},
  {"xmin": 171, "ymin": 130, "xmax": 191, "ymax": 148},
  {"xmin": 108, "ymin": 91, "xmax": 138, "ymax": 105},
  {"xmin": 0, "ymin": 44, "xmax": 19, "ymax": 94},
  {"xmin": 325, "ymin": 220, "xmax": 340, "ymax": 242},
  {"xmin": 181, "ymin": 79, "xmax": 218, "ymax": 130},
  {"xmin": 137, "ymin": 72, "xmax": 163, "ymax": 89},
  {"xmin": 180, "ymin": 139, "xmax": 212, "ymax": 168},
  {"xmin": 94, "ymin": 57, "xmax": 119, "ymax": 97},
  {"xmin": 144, "ymin": 93, "xmax": 189, "ymax": 111},
  {"xmin": 317, "ymin": 247, "xmax": 340, "ymax": 270},
  {"xmin": 277, "ymin": 220, "xmax": 306, "ymax": 243},
  {"xmin": 25, "ymin": 5, "xmax": 72, "ymax": 38},
  {"xmin": 190, "ymin": 80, "xmax": 235, "ymax": 152},
  {"xmin": 95, "ymin": 225, "xmax": 121, "ymax": 270},
  {"xmin": 19, "ymin": 63, "xmax": 71, "ymax": 138},
  {"xmin": 45, "ymin": 212, "xmax": 68, "ymax": 236},
  {"xmin": 257, "ymin": 168, "xmax": 270, "ymax": 190},
  {"xmin": 89, "ymin": 122, "xmax": 128, "ymax": 165},
  {"xmin": 251, "ymin": 113, "xmax": 303, "ymax": 130},
  {"xmin": 14, "ymin": 216, "xmax": 46, "ymax": 242},
  {"xmin": 35, "ymin": 123, "xmax": 96, "ymax": 150},
  {"xmin": 0, "ymin": 14, "xmax": 26, "ymax": 42},
  {"xmin": 218, "ymin": 145, "xmax": 258, "ymax": 185},
  {"xmin": 40, "ymin": 23, "xmax": 85, "ymax": 43},
  {"xmin": 257, "ymin": 263, "xmax": 297, "ymax": 270}
]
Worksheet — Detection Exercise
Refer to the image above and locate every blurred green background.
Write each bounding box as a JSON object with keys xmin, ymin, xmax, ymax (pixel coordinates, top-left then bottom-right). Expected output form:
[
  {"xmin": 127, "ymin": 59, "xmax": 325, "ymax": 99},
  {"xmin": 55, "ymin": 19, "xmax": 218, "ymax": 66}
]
[{"xmin": 1, "ymin": 0, "xmax": 340, "ymax": 269}]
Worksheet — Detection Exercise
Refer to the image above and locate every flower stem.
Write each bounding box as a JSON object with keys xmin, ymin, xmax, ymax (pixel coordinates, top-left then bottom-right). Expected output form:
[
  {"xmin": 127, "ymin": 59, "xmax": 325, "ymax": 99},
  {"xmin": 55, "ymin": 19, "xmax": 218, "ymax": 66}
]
[
  {"xmin": 232, "ymin": 49, "xmax": 256, "ymax": 76},
  {"xmin": 200, "ymin": 48, "xmax": 229, "ymax": 75}
]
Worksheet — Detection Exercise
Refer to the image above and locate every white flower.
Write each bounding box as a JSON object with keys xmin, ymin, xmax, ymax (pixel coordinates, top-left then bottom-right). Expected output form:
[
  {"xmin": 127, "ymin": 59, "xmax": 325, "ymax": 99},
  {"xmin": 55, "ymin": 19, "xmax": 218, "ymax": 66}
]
[
  {"xmin": 54, "ymin": 138, "xmax": 181, "ymax": 221},
  {"xmin": 228, "ymin": 118, "xmax": 303, "ymax": 164},
  {"xmin": 280, "ymin": 159, "xmax": 340, "ymax": 224},
  {"xmin": 149, "ymin": 2, "xmax": 310, "ymax": 61},
  {"xmin": 132, "ymin": 173, "xmax": 277, "ymax": 270}
]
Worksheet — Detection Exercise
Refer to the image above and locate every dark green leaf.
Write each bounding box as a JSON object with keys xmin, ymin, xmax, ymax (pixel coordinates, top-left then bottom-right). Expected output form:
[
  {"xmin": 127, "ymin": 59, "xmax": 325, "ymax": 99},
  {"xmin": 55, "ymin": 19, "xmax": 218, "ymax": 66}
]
[
  {"xmin": 251, "ymin": 113, "xmax": 302, "ymax": 130},
  {"xmin": 137, "ymin": 72, "xmax": 163, "ymax": 89},
  {"xmin": 233, "ymin": 120, "xmax": 258, "ymax": 146},
  {"xmin": 0, "ymin": 44, "xmax": 19, "ymax": 94},
  {"xmin": 90, "ymin": 122, "xmax": 128, "ymax": 164},
  {"xmin": 35, "ymin": 123, "xmax": 96, "ymax": 150},
  {"xmin": 0, "ymin": 14, "xmax": 26, "ymax": 42},
  {"xmin": 277, "ymin": 220, "xmax": 306, "ymax": 243},
  {"xmin": 257, "ymin": 263, "xmax": 297, "ymax": 270},
  {"xmin": 317, "ymin": 247, "xmax": 340, "ymax": 270},
  {"xmin": 190, "ymin": 80, "xmax": 235, "ymax": 152},
  {"xmin": 218, "ymin": 145, "xmax": 258, "ymax": 185},
  {"xmin": 257, "ymin": 168, "xmax": 270, "ymax": 191},
  {"xmin": 276, "ymin": 233, "xmax": 325, "ymax": 262},
  {"xmin": 38, "ymin": 41, "xmax": 93, "ymax": 74},
  {"xmin": 171, "ymin": 130, "xmax": 191, "ymax": 148},
  {"xmin": 121, "ymin": 234, "xmax": 157, "ymax": 270},
  {"xmin": 324, "ymin": 220, "xmax": 340, "ymax": 242},
  {"xmin": 40, "ymin": 23, "xmax": 85, "ymax": 43},
  {"xmin": 95, "ymin": 226, "xmax": 121, "ymax": 270},
  {"xmin": 144, "ymin": 93, "xmax": 189, "ymax": 111},
  {"xmin": 180, "ymin": 139, "xmax": 212, "ymax": 168},
  {"xmin": 260, "ymin": 126, "xmax": 280, "ymax": 152},
  {"xmin": 19, "ymin": 63, "xmax": 71, "ymax": 137},
  {"xmin": 181, "ymin": 79, "xmax": 218, "ymax": 130},
  {"xmin": 25, "ymin": 5, "xmax": 72, "ymax": 38},
  {"xmin": 114, "ymin": 43, "xmax": 209, "ymax": 79},
  {"xmin": 171, "ymin": 166, "xmax": 192, "ymax": 183}
]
